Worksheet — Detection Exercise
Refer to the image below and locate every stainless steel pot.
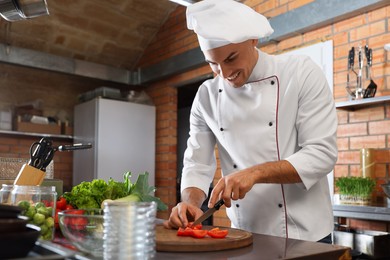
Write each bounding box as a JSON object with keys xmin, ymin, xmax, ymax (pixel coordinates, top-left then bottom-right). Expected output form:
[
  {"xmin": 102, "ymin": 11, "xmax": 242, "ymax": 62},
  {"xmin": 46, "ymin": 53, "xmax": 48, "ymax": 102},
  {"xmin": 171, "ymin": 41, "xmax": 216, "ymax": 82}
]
[
  {"xmin": 18, "ymin": 0, "xmax": 49, "ymax": 18},
  {"xmin": 0, "ymin": 0, "xmax": 48, "ymax": 21}
]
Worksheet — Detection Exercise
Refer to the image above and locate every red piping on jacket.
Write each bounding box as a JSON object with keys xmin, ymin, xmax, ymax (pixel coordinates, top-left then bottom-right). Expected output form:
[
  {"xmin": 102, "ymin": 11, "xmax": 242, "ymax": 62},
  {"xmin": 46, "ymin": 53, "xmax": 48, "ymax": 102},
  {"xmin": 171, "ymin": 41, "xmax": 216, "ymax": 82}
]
[
  {"xmin": 274, "ymin": 76, "xmax": 288, "ymax": 239},
  {"xmin": 248, "ymin": 76, "xmax": 288, "ymax": 238}
]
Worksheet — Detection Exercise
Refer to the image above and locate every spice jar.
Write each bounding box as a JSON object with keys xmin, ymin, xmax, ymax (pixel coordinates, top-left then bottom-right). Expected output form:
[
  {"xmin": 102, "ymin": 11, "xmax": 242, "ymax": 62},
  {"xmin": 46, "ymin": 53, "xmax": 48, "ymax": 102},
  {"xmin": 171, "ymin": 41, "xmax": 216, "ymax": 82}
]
[{"xmin": 10, "ymin": 185, "xmax": 57, "ymax": 240}]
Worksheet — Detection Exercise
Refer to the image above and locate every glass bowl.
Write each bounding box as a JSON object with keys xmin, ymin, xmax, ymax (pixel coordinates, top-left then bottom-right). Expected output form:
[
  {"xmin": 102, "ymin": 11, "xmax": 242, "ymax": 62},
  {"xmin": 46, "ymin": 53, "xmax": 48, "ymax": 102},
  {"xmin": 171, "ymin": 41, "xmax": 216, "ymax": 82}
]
[{"xmin": 58, "ymin": 208, "xmax": 104, "ymax": 257}]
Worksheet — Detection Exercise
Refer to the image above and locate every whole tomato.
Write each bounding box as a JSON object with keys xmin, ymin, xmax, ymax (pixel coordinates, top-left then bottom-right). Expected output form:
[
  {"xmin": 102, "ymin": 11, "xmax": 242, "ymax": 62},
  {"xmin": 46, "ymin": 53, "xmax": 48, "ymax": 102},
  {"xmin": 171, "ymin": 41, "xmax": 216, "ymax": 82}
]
[
  {"xmin": 56, "ymin": 197, "xmax": 67, "ymax": 210},
  {"xmin": 65, "ymin": 204, "xmax": 74, "ymax": 210}
]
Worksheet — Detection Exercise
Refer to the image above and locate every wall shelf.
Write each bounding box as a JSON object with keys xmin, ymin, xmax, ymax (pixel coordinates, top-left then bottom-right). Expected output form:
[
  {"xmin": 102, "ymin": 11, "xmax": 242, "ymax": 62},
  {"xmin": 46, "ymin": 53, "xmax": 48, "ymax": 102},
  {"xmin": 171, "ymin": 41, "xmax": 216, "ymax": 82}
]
[
  {"xmin": 333, "ymin": 204, "xmax": 390, "ymax": 222},
  {"xmin": 335, "ymin": 96, "xmax": 390, "ymax": 110},
  {"xmin": 0, "ymin": 129, "xmax": 73, "ymax": 141}
]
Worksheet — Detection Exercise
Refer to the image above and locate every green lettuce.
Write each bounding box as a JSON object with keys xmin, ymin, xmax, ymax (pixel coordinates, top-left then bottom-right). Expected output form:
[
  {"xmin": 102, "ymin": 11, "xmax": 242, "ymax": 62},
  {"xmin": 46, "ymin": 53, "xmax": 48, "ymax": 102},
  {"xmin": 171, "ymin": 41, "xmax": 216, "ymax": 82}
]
[{"xmin": 63, "ymin": 172, "xmax": 167, "ymax": 211}]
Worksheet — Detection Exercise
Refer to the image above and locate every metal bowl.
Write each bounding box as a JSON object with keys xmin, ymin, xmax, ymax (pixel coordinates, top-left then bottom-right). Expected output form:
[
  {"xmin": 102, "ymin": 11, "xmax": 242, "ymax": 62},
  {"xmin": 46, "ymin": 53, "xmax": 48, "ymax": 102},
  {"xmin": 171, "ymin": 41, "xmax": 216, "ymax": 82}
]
[
  {"xmin": 0, "ymin": 0, "xmax": 48, "ymax": 21},
  {"xmin": 18, "ymin": 0, "xmax": 49, "ymax": 18},
  {"xmin": 381, "ymin": 183, "xmax": 390, "ymax": 198}
]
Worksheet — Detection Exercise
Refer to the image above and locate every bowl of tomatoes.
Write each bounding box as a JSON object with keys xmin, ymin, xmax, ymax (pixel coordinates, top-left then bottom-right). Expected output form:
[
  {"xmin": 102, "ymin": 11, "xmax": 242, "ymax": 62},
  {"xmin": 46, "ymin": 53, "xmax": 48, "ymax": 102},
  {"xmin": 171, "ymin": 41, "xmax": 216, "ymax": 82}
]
[{"xmin": 58, "ymin": 208, "xmax": 104, "ymax": 257}]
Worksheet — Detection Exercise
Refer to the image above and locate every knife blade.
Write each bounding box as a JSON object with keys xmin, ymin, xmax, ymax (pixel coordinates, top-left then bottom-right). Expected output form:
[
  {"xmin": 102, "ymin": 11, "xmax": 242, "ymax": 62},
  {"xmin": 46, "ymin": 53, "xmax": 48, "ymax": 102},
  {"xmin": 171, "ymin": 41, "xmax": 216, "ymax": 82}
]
[{"xmin": 192, "ymin": 199, "xmax": 224, "ymax": 226}]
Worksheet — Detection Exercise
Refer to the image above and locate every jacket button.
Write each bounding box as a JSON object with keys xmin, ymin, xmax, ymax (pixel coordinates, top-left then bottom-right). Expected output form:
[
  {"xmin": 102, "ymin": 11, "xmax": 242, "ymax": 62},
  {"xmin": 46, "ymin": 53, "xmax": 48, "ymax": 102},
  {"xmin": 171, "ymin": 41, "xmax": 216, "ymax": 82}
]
[
  {"xmin": 220, "ymin": 128, "xmax": 224, "ymax": 131},
  {"xmin": 271, "ymin": 80, "xmax": 275, "ymax": 85},
  {"xmin": 269, "ymin": 122, "xmax": 273, "ymax": 126},
  {"xmin": 219, "ymin": 89, "xmax": 222, "ymax": 92},
  {"xmin": 236, "ymin": 204, "xmax": 240, "ymax": 208},
  {"xmin": 278, "ymin": 203, "xmax": 283, "ymax": 208},
  {"xmin": 233, "ymin": 164, "xmax": 237, "ymax": 168}
]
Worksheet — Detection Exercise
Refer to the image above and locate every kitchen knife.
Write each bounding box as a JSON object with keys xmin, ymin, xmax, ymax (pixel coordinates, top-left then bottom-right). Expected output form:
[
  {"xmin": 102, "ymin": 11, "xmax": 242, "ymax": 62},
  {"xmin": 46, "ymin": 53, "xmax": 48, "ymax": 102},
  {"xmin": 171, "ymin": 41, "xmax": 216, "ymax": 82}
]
[
  {"xmin": 57, "ymin": 143, "xmax": 92, "ymax": 151},
  {"xmin": 192, "ymin": 199, "xmax": 224, "ymax": 226}
]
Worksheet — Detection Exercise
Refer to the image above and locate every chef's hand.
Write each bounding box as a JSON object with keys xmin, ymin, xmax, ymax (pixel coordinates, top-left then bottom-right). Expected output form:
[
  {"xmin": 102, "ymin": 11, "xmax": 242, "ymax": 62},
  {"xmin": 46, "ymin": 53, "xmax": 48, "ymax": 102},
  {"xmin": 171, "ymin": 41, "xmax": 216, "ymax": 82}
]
[
  {"xmin": 209, "ymin": 168, "xmax": 257, "ymax": 208},
  {"xmin": 163, "ymin": 202, "xmax": 204, "ymax": 229}
]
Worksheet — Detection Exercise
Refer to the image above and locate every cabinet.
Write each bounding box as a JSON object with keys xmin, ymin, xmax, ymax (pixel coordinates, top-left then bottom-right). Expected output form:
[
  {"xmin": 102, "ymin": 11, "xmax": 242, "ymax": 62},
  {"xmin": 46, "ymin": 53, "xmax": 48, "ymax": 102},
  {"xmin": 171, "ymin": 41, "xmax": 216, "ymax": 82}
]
[{"xmin": 73, "ymin": 98, "xmax": 156, "ymax": 187}]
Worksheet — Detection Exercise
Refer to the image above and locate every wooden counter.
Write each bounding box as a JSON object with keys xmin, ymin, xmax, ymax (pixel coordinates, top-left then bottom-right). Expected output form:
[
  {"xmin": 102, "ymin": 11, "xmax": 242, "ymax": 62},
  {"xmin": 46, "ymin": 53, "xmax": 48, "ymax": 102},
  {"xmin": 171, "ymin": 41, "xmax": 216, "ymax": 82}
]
[{"xmin": 155, "ymin": 232, "xmax": 351, "ymax": 260}]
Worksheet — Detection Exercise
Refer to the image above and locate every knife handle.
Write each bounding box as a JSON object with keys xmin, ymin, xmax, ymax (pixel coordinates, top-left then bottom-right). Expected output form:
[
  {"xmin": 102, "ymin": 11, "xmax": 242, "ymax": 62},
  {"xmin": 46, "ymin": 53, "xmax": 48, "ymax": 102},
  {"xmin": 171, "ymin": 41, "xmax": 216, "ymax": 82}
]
[{"xmin": 214, "ymin": 199, "xmax": 224, "ymax": 210}]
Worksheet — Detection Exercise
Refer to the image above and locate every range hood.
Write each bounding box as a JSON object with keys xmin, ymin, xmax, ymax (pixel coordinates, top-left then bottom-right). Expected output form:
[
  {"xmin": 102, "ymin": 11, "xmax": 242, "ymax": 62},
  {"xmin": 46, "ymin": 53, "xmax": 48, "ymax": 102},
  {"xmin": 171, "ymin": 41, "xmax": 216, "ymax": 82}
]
[{"xmin": 0, "ymin": 0, "xmax": 49, "ymax": 21}]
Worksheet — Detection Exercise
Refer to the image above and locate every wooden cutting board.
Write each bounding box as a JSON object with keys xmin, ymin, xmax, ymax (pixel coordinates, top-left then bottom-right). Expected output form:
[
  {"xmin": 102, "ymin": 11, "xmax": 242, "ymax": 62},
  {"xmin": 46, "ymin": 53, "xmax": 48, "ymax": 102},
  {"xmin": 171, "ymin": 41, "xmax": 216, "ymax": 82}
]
[{"xmin": 156, "ymin": 225, "xmax": 253, "ymax": 252}]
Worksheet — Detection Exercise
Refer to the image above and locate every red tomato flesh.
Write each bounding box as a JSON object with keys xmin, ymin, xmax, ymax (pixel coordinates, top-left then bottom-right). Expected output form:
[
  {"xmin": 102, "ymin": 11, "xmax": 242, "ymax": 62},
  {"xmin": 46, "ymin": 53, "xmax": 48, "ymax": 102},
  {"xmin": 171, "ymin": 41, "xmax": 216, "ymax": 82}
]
[
  {"xmin": 177, "ymin": 225, "xmax": 228, "ymax": 239},
  {"xmin": 207, "ymin": 228, "xmax": 228, "ymax": 238},
  {"xmin": 191, "ymin": 229, "xmax": 208, "ymax": 238}
]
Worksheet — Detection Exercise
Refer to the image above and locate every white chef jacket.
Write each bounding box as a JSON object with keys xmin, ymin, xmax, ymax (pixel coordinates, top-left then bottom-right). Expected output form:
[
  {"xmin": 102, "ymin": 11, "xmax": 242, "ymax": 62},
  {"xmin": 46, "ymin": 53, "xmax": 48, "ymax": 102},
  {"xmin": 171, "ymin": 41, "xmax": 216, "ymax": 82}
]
[{"xmin": 181, "ymin": 49, "xmax": 338, "ymax": 241}]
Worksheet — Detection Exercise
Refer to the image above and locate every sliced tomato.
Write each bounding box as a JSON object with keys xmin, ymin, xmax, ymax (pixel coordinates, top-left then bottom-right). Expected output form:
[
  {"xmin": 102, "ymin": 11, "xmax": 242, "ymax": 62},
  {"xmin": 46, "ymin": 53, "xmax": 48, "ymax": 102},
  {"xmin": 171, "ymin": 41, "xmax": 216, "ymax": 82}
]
[
  {"xmin": 191, "ymin": 229, "xmax": 208, "ymax": 238},
  {"xmin": 177, "ymin": 227, "xmax": 186, "ymax": 236},
  {"xmin": 189, "ymin": 223, "xmax": 202, "ymax": 230},
  {"xmin": 177, "ymin": 227, "xmax": 194, "ymax": 236},
  {"xmin": 207, "ymin": 227, "xmax": 228, "ymax": 238},
  {"xmin": 183, "ymin": 227, "xmax": 193, "ymax": 236}
]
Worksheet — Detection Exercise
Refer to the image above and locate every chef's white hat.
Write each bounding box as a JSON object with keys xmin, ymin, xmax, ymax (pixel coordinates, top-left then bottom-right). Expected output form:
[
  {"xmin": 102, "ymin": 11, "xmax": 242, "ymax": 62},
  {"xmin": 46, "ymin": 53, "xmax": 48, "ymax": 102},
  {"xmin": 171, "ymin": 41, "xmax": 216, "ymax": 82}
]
[{"xmin": 186, "ymin": 0, "xmax": 274, "ymax": 51}]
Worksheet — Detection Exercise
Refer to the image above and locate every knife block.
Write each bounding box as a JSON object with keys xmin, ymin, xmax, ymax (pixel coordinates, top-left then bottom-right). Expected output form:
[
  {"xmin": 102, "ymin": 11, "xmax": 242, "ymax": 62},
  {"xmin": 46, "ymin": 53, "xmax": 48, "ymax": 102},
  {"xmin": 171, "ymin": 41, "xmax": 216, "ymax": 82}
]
[{"xmin": 13, "ymin": 164, "xmax": 45, "ymax": 186}]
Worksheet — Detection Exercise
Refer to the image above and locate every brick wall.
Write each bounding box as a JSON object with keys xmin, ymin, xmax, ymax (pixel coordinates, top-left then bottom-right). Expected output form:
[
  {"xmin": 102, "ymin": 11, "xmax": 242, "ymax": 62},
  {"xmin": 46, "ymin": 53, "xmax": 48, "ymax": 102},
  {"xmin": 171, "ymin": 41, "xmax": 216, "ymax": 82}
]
[
  {"xmin": 0, "ymin": 62, "xmax": 131, "ymax": 192},
  {"xmin": 139, "ymin": 1, "xmax": 390, "ymax": 230}
]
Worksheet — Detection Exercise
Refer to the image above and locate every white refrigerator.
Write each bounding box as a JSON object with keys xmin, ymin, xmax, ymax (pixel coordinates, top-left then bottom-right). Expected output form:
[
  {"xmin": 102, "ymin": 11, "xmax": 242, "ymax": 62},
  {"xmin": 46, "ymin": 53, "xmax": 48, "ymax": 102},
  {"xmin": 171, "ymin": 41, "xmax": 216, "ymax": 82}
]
[{"xmin": 73, "ymin": 97, "xmax": 156, "ymax": 187}]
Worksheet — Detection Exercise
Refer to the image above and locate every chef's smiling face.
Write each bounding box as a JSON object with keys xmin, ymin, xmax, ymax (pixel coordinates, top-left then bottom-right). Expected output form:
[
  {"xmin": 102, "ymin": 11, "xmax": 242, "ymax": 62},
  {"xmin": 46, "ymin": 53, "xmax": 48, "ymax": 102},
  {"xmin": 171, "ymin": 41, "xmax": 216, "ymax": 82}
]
[{"xmin": 204, "ymin": 39, "xmax": 259, "ymax": 88}]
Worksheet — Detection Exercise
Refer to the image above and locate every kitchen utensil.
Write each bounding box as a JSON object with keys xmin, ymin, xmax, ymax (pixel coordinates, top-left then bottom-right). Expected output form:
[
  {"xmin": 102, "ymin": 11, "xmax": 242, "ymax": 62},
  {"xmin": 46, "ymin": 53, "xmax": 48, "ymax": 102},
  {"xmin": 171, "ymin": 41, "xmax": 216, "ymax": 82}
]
[
  {"xmin": 192, "ymin": 199, "xmax": 224, "ymax": 226},
  {"xmin": 0, "ymin": 0, "xmax": 49, "ymax": 21},
  {"xmin": 13, "ymin": 163, "xmax": 46, "ymax": 185},
  {"xmin": 363, "ymin": 47, "xmax": 377, "ymax": 98},
  {"xmin": 364, "ymin": 80, "xmax": 377, "ymax": 98},
  {"xmin": 18, "ymin": 0, "xmax": 49, "ymax": 19},
  {"xmin": 14, "ymin": 138, "xmax": 92, "ymax": 185},
  {"xmin": 14, "ymin": 137, "xmax": 52, "ymax": 185},
  {"xmin": 156, "ymin": 225, "xmax": 253, "ymax": 252},
  {"xmin": 346, "ymin": 47, "xmax": 356, "ymax": 98},
  {"xmin": 364, "ymin": 45, "xmax": 370, "ymax": 77},
  {"xmin": 356, "ymin": 45, "xmax": 364, "ymax": 98},
  {"xmin": 28, "ymin": 137, "xmax": 53, "ymax": 170},
  {"xmin": 57, "ymin": 143, "xmax": 92, "ymax": 151}
]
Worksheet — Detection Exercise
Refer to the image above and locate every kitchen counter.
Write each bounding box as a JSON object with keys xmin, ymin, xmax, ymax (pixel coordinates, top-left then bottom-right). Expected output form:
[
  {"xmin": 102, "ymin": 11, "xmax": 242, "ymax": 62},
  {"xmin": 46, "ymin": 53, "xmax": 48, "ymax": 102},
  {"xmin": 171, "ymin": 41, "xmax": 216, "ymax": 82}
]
[
  {"xmin": 155, "ymin": 233, "xmax": 350, "ymax": 260},
  {"xmin": 41, "ymin": 231, "xmax": 351, "ymax": 260}
]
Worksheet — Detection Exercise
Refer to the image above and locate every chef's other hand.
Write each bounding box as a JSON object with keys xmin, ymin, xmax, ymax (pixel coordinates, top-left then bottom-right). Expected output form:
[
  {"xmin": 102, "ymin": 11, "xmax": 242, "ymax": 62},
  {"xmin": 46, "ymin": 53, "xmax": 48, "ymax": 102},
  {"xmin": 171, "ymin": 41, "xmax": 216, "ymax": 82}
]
[
  {"xmin": 163, "ymin": 202, "xmax": 204, "ymax": 229},
  {"xmin": 209, "ymin": 169, "xmax": 256, "ymax": 208}
]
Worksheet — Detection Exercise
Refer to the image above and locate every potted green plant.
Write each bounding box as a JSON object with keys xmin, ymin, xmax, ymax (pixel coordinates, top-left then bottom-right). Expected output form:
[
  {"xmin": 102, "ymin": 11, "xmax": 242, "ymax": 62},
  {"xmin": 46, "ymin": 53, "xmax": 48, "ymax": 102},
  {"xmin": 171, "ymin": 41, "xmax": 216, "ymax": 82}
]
[{"xmin": 335, "ymin": 176, "xmax": 376, "ymax": 205}]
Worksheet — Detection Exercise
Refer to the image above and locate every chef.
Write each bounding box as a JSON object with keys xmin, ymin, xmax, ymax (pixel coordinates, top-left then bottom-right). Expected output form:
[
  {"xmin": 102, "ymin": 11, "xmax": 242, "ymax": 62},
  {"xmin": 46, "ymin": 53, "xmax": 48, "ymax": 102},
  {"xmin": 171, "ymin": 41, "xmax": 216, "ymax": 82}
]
[{"xmin": 164, "ymin": 0, "xmax": 338, "ymax": 243}]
